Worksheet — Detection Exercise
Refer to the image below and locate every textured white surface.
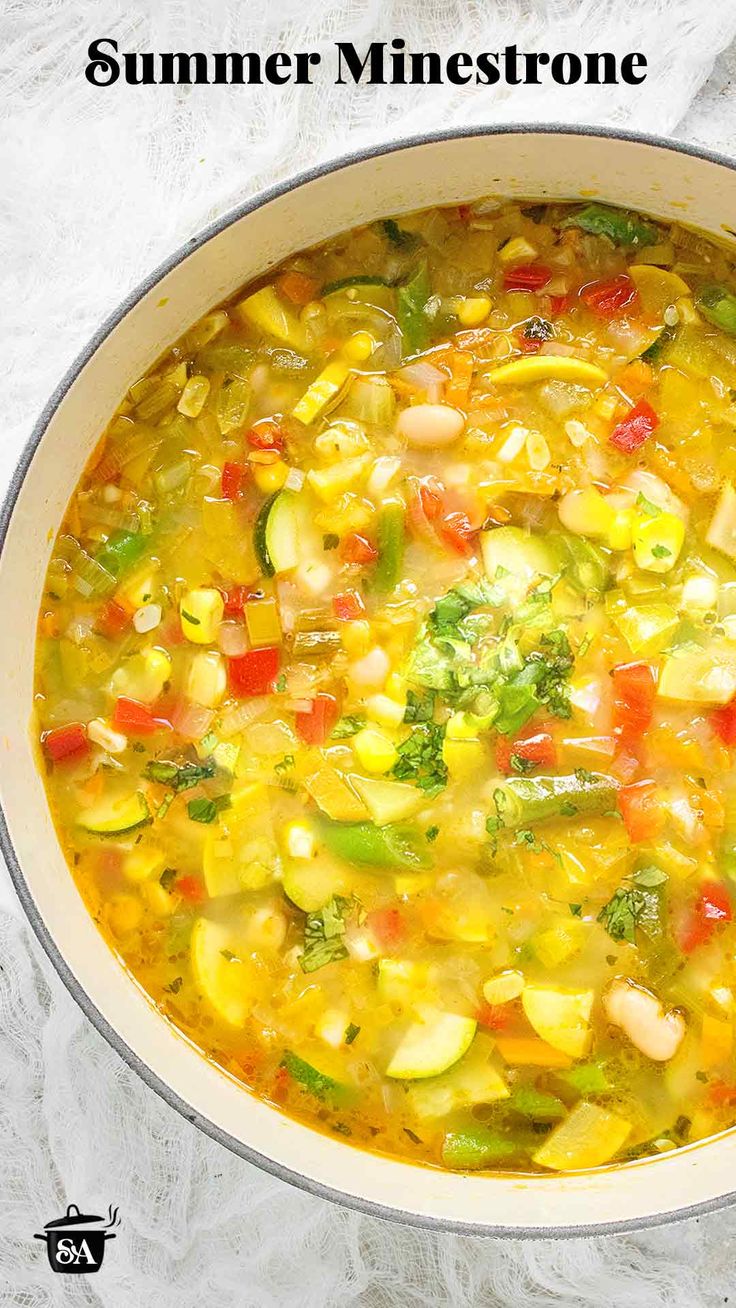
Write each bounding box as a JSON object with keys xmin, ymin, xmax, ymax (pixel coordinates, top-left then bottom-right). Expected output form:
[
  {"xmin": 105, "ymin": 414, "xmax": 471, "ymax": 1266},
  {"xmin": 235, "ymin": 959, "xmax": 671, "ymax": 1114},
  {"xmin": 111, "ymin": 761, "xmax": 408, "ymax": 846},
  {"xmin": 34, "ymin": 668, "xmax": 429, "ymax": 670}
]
[{"xmin": 2, "ymin": 2, "xmax": 736, "ymax": 1303}]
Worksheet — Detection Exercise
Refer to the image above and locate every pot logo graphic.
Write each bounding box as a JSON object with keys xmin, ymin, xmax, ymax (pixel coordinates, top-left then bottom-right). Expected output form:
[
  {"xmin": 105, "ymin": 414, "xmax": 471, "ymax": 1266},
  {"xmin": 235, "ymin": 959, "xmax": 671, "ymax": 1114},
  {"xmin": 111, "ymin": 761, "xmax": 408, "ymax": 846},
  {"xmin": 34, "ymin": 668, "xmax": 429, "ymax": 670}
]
[{"xmin": 34, "ymin": 1203, "xmax": 119, "ymax": 1274}]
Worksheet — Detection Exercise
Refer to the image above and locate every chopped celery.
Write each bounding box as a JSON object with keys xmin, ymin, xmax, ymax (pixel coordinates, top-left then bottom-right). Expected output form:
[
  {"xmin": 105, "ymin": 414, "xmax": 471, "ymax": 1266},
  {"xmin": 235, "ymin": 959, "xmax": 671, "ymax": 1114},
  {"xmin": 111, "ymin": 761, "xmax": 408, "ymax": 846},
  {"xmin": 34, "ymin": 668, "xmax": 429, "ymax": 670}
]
[
  {"xmin": 441, "ymin": 1124, "xmax": 516, "ymax": 1170},
  {"xmin": 397, "ymin": 262, "xmax": 431, "ymax": 357},
  {"xmin": 561, "ymin": 203, "xmax": 657, "ymax": 247},
  {"xmin": 554, "ymin": 1062, "xmax": 611, "ymax": 1096},
  {"xmin": 338, "ymin": 375, "xmax": 396, "ymax": 425},
  {"xmin": 508, "ymin": 1085, "xmax": 567, "ymax": 1121},
  {"xmin": 95, "ymin": 530, "xmax": 147, "ymax": 578},
  {"xmin": 216, "ymin": 377, "xmax": 251, "ymax": 434},
  {"xmin": 196, "ymin": 343, "xmax": 254, "ymax": 378},
  {"xmin": 58, "ymin": 536, "xmax": 116, "ymax": 599},
  {"xmin": 552, "ymin": 532, "xmax": 610, "ymax": 597},
  {"xmin": 699, "ymin": 284, "xmax": 736, "ymax": 336}
]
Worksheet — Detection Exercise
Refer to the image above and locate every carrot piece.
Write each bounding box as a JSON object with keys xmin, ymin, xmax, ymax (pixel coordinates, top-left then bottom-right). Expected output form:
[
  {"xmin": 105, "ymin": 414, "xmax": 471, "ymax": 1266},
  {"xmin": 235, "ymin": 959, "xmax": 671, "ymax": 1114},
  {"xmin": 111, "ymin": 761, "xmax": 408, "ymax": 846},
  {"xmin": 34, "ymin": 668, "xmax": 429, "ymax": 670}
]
[
  {"xmin": 276, "ymin": 271, "xmax": 319, "ymax": 305},
  {"xmin": 444, "ymin": 350, "xmax": 474, "ymax": 409}
]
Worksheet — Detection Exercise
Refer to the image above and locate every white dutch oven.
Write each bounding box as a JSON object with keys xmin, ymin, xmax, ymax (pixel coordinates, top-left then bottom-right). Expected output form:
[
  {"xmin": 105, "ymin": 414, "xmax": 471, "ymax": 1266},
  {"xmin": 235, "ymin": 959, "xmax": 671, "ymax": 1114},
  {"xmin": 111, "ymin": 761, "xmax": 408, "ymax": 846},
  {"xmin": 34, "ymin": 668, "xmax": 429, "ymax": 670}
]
[{"xmin": 2, "ymin": 126, "xmax": 736, "ymax": 1237}]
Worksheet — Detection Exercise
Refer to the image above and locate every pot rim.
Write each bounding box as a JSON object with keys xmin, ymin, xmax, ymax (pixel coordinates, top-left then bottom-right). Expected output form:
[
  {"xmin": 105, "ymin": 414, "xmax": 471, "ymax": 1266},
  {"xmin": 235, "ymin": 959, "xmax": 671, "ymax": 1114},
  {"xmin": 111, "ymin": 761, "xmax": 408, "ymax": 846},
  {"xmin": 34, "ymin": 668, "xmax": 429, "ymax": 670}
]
[{"xmin": 4, "ymin": 121, "xmax": 736, "ymax": 1239}]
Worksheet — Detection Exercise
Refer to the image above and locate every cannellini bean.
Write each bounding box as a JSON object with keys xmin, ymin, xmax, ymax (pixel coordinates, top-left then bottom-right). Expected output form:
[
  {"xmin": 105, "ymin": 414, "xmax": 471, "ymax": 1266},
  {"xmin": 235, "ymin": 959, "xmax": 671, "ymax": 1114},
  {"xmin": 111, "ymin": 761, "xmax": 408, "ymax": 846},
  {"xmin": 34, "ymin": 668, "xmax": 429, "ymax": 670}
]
[
  {"xmin": 604, "ymin": 979, "xmax": 685, "ymax": 1062},
  {"xmin": 396, "ymin": 403, "xmax": 465, "ymax": 449}
]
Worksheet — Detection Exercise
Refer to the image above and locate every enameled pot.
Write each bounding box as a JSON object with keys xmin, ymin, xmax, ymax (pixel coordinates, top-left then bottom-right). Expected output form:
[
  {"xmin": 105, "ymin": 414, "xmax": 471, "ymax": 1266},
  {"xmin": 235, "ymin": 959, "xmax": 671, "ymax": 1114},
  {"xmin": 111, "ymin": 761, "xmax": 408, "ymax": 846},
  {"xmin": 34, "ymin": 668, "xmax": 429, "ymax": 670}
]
[{"xmin": 3, "ymin": 126, "xmax": 736, "ymax": 1237}]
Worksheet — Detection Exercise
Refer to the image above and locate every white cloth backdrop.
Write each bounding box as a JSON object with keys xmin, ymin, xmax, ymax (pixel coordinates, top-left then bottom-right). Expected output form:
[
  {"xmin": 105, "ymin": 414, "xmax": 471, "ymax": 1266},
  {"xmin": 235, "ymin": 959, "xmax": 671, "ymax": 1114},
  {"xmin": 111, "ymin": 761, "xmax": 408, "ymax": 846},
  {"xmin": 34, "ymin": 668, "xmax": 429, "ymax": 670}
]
[{"xmin": 2, "ymin": 2, "xmax": 736, "ymax": 1303}]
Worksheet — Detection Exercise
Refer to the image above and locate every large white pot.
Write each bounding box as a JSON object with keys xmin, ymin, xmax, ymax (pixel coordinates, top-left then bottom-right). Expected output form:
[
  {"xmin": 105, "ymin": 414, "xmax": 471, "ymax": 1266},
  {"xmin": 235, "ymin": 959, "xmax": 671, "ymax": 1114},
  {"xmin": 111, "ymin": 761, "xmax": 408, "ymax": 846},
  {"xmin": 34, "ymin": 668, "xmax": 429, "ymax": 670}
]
[{"xmin": 2, "ymin": 126, "xmax": 735, "ymax": 1237}]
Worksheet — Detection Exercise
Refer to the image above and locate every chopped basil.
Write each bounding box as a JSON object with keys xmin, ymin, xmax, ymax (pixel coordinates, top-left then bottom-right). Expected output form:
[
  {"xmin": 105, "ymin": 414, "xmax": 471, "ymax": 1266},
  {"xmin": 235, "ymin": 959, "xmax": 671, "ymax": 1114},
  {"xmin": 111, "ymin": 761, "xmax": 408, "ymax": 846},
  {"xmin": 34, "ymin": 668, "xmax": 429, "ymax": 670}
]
[
  {"xmin": 344, "ymin": 1022, "xmax": 361, "ymax": 1045},
  {"xmin": 299, "ymin": 896, "xmax": 352, "ymax": 973},
  {"xmin": 187, "ymin": 794, "xmax": 231, "ymax": 824},
  {"xmin": 391, "ymin": 722, "xmax": 447, "ymax": 796}
]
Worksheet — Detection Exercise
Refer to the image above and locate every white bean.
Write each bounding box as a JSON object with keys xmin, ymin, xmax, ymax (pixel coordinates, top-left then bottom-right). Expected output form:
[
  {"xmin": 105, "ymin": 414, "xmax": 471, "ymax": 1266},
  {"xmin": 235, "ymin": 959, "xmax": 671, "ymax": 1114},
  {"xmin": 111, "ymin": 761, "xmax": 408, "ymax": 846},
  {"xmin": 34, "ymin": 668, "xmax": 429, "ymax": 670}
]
[
  {"xmin": 397, "ymin": 403, "xmax": 465, "ymax": 449},
  {"xmin": 604, "ymin": 979, "xmax": 685, "ymax": 1062}
]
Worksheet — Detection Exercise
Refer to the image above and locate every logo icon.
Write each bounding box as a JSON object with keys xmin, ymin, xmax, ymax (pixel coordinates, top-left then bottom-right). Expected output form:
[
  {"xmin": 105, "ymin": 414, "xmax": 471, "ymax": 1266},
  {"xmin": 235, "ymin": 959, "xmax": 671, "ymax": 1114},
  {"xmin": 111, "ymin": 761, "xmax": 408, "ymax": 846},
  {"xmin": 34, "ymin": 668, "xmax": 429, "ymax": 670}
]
[{"xmin": 34, "ymin": 1203, "xmax": 119, "ymax": 1275}]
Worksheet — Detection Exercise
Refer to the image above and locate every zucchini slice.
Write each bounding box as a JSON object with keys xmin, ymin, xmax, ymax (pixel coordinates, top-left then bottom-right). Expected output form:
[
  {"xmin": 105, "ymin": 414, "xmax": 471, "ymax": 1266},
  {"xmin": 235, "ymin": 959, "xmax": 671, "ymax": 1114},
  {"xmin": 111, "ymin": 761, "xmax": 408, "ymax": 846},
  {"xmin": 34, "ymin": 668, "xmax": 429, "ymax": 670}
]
[
  {"xmin": 78, "ymin": 791, "xmax": 150, "ymax": 836},
  {"xmin": 481, "ymin": 525, "xmax": 557, "ymax": 601},
  {"xmin": 386, "ymin": 1009, "xmax": 477, "ymax": 1080},
  {"xmin": 282, "ymin": 860, "xmax": 351, "ymax": 913},
  {"xmin": 253, "ymin": 490, "xmax": 302, "ymax": 577}
]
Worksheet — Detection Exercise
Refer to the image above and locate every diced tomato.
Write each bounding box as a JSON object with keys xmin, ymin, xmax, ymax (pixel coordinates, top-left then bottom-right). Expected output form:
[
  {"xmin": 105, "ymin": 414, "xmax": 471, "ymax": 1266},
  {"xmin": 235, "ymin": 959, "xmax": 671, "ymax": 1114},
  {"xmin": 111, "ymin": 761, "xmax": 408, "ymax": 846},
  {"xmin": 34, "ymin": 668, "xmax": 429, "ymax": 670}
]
[
  {"xmin": 476, "ymin": 1002, "xmax": 511, "ymax": 1031},
  {"xmin": 609, "ymin": 398, "xmax": 660, "ymax": 454},
  {"xmin": 42, "ymin": 722, "xmax": 89, "ymax": 763},
  {"xmin": 677, "ymin": 882, "xmax": 732, "ymax": 953},
  {"xmin": 496, "ymin": 731, "xmax": 557, "ymax": 775},
  {"xmin": 503, "ymin": 264, "xmax": 552, "ymax": 292},
  {"xmin": 517, "ymin": 333, "xmax": 543, "ymax": 354},
  {"xmin": 366, "ymin": 907, "xmax": 406, "ymax": 949},
  {"xmin": 439, "ymin": 510, "xmax": 477, "ymax": 557},
  {"xmin": 581, "ymin": 274, "xmax": 639, "ymax": 318},
  {"xmin": 341, "ymin": 533, "xmax": 378, "ymax": 565},
  {"xmin": 709, "ymin": 1080, "xmax": 736, "ymax": 1108},
  {"xmin": 712, "ymin": 697, "xmax": 736, "ymax": 746},
  {"xmin": 617, "ymin": 779, "xmax": 663, "ymax": 842},
  {"xmin": 221, "ymin": 460, "xmax": 247, "ymax": 500},
  {"xmin": 113, "ymin": 696, "xmax": 171, "ymax": 735},
  {"xmin": 419, "ymin": 477, "xmax": 444, "ymax": 521},
  {"xmin": 247, "ymin": 420, "xmax": 285, "ymax": 452},
  {"xmin": 457, "ymin": 204, "xmax": 472, "ymax": 224},
  {"xmin": 228, "ymin": 646, "xmax": 281, "ymax": 697},
  {"xmin": 295, "ymin": 692, "xmax": 341, "ymax": 746},
  {"xmin": 276, "ymin": 270, "xmax": 319, "ymax": 305},
  {"xmin": 96, "ymin": 599, "xmax": 130, "ymax": 639},
  {"xmin": 176, "ymin": 875, "xmax": 206, "ymax": 904},
  {"xmin": 611, "ymin": 661, "xmax": 656, "ymax": 745},
  {"xmin": 332, "ymin": 590, "xmax": 365, "ymax": 622},
  {"xmin": 548, "ymin": 294, "xmax": 570, "ymax": 317}
]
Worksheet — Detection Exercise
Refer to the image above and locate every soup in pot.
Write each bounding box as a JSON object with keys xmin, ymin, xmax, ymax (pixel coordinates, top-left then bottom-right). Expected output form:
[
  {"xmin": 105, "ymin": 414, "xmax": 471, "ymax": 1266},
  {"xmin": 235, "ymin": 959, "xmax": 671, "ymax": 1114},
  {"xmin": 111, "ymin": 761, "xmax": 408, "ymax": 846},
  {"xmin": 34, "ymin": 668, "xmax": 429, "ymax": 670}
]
[{"xmin": 34, "ymin": 198, "xmax": 736, "ymax": 1173}]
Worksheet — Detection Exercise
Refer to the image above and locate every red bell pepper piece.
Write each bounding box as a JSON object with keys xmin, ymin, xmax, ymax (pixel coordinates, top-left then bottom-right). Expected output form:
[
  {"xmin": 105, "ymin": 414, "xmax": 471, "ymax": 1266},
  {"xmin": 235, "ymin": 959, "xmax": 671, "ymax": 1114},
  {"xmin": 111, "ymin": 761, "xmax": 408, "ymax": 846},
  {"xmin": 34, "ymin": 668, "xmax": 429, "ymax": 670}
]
[
  {"xmin": 439, "ymin": 510, "xmax": 477, "ymax": 557},
  {"xmin": 366, "ymin": 907, "xmax": 406, "ymax": 949},
  {"xmin": 332, "ymin": 590, "xmax": 365, "ymax": 622},
  {"xmin": 113, "ymin": 696, "xmax": 171, "ymax": 735},
  {"xmin": 221, "ymin": 461, "xmax": 247, "ymax": 500},
  {"xmin": 176, "ymin": 875, "xmax": 206, "ymax": 904},
  {"xmin": 341, "ymin": 533, "xmax": 378, "ymax": 565},
  {"xmin": 677, "ymin": 882, "xmax": 732, "ymax": 953},
  {"xmin": 581, "ymin": 274, "xmax": 639, "ymax": 318},
  {"xmin": 223, "ymin": 584, "xmax": 263, "ymax": 618},
  {"xmin": 295, "ymin": 692, "xmax": 341, "ymax": 746},
  {"xmin": 712, "ymin": 697, "xmax": 736, "ymax": 746},
  {"xmin": 609, "ymin": 398, "xmax": 660, "ymax": 454},
  {"xmin": 617, "ymin": 779, "xmax": 663, "ymax": 842},
  {"xmin": 96, "ymin": 599, "xmax": 130, "ymax": 639},
  {"xmin": 611, "ymin": 661, "xmax": 656, "ymax": 745},
  {"xmin": 503, "ymin": 264, "xmax": 552, "ymax": 292},
  {"xmin": 42, "ymin": 722, "xmax": 89, "ymax": 763},
  {"xmin": 496, "ymin": 731, "xmax": 557, "ymax": 776},
  {"xmin": 548, "ymin": 294, "xmax": 570, "ymax": 317},
  {"xmin": 419, "ymin": 477, "xmax": 444, "ymax": 521},
  {"xmin": 228, "ymin": 646, "xmax": 281, "ymax": 697}
]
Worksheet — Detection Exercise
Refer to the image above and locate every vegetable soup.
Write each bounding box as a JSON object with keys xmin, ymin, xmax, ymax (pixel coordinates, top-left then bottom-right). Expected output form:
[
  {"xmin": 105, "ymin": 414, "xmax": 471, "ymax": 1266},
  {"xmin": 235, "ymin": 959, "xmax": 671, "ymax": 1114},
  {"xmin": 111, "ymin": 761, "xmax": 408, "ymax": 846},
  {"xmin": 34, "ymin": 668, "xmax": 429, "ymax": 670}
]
[{"xmin": 34, "ymin": 198, "xmax": 736, "ymax": 1174}]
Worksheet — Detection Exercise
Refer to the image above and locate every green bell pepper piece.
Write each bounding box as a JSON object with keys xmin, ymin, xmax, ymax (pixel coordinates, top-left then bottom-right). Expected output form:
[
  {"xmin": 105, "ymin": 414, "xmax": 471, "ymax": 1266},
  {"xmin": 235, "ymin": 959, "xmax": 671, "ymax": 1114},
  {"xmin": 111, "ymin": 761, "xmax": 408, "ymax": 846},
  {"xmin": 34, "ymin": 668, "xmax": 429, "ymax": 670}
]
[
  {"xmin": 698, "ymin": 284, "xmax": 736, "ymax": 337},
  {"xmin": 560, "ymin": 203, "xmax": 657, "ymax": 248},
  {"xmin": 441, "ymin": 1124, "xmax": 517, "ymax": 1170},
  {"xmin": 373, "ymin": 501, "xmax": 406, "ymax": 593},
  {"xmin": 397, "ymin": 262, "xmax": 431, "ymax": 356},
  {"xmin": 493, "ymin": 772, "xmax": 618, "ymax": 829},
  {"xmin": 95, "ymin": 530, "xmax": 147, "ymax": 578}
]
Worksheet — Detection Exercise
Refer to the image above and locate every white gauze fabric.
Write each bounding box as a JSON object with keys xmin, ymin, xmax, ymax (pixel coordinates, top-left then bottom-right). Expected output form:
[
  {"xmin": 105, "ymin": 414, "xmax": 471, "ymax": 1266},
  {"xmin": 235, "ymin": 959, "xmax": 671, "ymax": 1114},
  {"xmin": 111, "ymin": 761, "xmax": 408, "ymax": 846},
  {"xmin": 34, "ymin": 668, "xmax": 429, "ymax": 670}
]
[{"xmin": 2, "ymin": 2, "xmax": 736, "ymax": 1304}]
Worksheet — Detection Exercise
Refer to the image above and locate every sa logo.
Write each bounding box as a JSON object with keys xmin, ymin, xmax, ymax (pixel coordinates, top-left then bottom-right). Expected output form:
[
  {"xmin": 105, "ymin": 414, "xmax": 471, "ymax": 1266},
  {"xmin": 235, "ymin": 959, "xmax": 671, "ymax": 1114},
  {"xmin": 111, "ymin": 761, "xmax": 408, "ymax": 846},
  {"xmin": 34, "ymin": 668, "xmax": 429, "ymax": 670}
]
[{"xmin": 34, "ymin": 1203, "xmax": 119, "ymax": 1275}]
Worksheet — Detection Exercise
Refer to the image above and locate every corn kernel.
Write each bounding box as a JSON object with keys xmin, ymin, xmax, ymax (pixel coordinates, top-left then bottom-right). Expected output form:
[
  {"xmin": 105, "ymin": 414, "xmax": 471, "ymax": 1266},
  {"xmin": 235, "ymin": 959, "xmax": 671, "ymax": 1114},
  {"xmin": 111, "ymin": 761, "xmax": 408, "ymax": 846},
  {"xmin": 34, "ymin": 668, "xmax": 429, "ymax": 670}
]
[
  {"xmin": 445, "ymin": 711, "xmax": 479, "ymax": 741},
  {"xmin": 177, "ymin": 374, "xmax": 210, "ymax": 418},
  {"xmin": 180, "ymin": 588, "xmax": 225, "ymax": 644},
  {"xmin": 284, "ymin": 820, "xmax": 316, "ymax": 860},
  {"xmin": 353, "ymin": 726, "xmax": 398, "ymax": 774},
  {"xmin": 365, "ymin": 693, "xmax": 406, "ymax": 728},
  {"xmin": 124, "ymin": 847, "xmax": 166, "ymax": 884},
  {"xmin": 385, "ymin": 672, "xmax": 407, "ymax": 704},
  {"xmin": 186, "ymin": 649, "xmax": 227, "ymax": 707},
  {"xmin": 340, "ymin": 619, "xmax": 371, "ymax": 657},
  {"xmin": 253, "ymin": 460, "xmax": 289, "ymax": 493},
  {"xmin": 483, "ymin": 969, "xmax": 525, "ymax": 1005},
  {"xmin": 632, "ymin": 511, "xmax": 685, "ymax": 574},
  {"xmin": 457, "ymin": 295, "xmax": 492, "ymax": 328},
  {"xmin": 608, "ymin": 508, "xmax": 635, "ymax": 551},
  {"xmin": 558, "ymin": 487, "xmax": 613, "ymax": 539},
  {"xmin": 498, "ymin": 236, "xmax": 538, "ymax": 265},
  {"xmin": 343, "ymin": 331, "xmax": 376, "ymax": 363}
]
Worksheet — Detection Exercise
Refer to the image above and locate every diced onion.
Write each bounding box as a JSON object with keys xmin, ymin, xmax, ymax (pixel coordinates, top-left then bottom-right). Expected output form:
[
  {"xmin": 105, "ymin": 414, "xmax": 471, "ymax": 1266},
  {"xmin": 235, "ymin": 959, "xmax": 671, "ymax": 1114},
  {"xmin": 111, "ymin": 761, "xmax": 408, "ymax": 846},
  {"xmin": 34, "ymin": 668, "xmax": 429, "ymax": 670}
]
[
  {"xmin": 218, "ymin": 621, "xmax": 249, "ymax": 657},
  {"xmin": 133, "ymin": 603, "xmax": 162, "ymax": 634}
]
